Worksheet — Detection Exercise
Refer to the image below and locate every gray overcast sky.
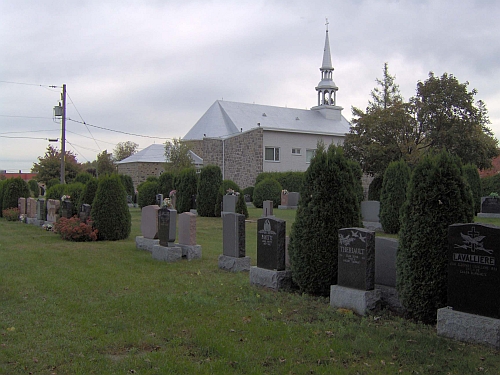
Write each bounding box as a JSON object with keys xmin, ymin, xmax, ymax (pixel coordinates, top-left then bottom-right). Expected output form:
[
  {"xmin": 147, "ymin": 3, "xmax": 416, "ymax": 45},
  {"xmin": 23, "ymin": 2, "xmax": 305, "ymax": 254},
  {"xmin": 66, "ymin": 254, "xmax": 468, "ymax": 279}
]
[{"xmin": 1, "ymin": 0, "xmax": 499, "ymax": 172}]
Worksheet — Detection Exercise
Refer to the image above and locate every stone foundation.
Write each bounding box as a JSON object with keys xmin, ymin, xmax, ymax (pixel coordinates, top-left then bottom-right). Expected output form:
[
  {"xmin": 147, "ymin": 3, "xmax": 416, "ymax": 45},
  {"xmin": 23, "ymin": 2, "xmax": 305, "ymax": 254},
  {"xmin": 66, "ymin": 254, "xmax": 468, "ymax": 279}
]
[
  {"xmin": 177, "ymin": 244, "xmax": 202, "ymax": 260},
  {"xmin": 218, "ymin": 255, "xmax": 251, "ymax": 272},
  {"xmin": 151, "ymin": 245, "xmax": 182, "ymax": 262},
  {"xmin": 249, "ymin": 266, "xmax": 292, "ymax": 290},
  {"xmin": 135, "ymin": 236, "xmax": 159, "ymax": 252}
]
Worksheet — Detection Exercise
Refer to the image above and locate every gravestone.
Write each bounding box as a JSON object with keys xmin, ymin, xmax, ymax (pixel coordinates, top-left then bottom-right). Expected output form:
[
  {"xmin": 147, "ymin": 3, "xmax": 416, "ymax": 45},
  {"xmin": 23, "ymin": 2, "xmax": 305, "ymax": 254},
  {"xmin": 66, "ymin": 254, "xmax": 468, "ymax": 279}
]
[
  {"xmin": 256, "ymin": 217, "xmax": 286, "ymax": 271},
  {"xmin": 18, "ymin": 198, "xmax": 26, "ymax": 215},
  {"xmin": 136, "ymin": 205, "xmax": 160, "ymax": 252},
  {"xmin": 219, "ymin": 213, "xmax": 250, "ymax": 272},
  {"xmin": 222, "ymin": 195, "xmax": 237, "ymax": 216},
  {"xmin": 288, "ymin": 192, "xmax": 300, "ymax": 207},
  {"xmin": 331, "ymin": 228, "xmax": 380, "ymax": 315},
  {"xmin": 478, "ymin": 197, "xmax": 500, "ymax": 218},
  {"xmin": 437, "ymin": 223, "xmax": 500, "ymax": 348},
  {"xmin": 177, "ymin": 212, "xmax": 202, "ymax": 260},
  {"xmin": 26, "ymin": 198, "xmax": 36, "ymax": 218},
  {"xmin": 250, "ymin": 216, "xmax": 291, "ymax": 289},
  {"xmin": 170, "ymin": 193, "xmax": 177, "ymax": 210},
  {"xmin": 158, "ymin": 207, "xmax": 177, "ymax": 246},
  {"xmin": 61, "ymin": 200, "xmax": 73, "ymax": 219},
  {"xmin": 155, "ymin": 194, "xmax": 164, "ymax": 207},
  {"xmin": 79, "ymin": 204, "xmax": 91, "ymax": 223},
  {"xmin": 361, "ymin": 200, "xmax": 382, "ymax": 231},
  {"xmin": 36, "ymin": 199, "xmax": 45, "ymax": 221},
  {"xmin": 281, "ymin": 192, "xmax": 289, "ymax": 206},
  {"xmin": 374, "ymin": 237, "xmax": 403, "ymax": 313},
  {"xmin": 46, "ymin": 199, "xmax": 60, "ymax": 223},
  {"xmin": 262, "ymin": 200, "xmax": 274, "ymax": 217}
]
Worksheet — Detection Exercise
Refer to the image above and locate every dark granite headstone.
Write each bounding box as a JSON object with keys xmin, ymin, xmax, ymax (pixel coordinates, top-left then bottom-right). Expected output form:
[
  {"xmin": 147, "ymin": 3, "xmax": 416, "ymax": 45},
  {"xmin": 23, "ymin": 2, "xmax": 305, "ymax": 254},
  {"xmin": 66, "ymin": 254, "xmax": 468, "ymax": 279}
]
[
  {"xmin": 338, "ymin": 228, "xmax": 375, "ymax": 291},
  {"xmin": 156, "ymin": 194, "xmax": 164, "ymax": 207},
  {"xmin": 288, "ymin": 192, "xmax": 300, "ymax": 207},
  {"xmin": 61, "ymin": 201, "xmax": 73, "ymax": 219},
  {"xmin": 447, "ymin": 223, "xmax": 500, "ymax": 319},
  {"xmin": 244, "ymin": 194, "xmax": 251, "ymax": 203},
  {"xmin": 158, "ymin": 207, "xmax": 177, "ymax": 246},
  {"xmin": 374, "ymin": 237, "xmax": 398, "ymax": 287},
  {"xmin": 36, "ymin": 199, "xmax": 45, "ymax": 221},
  {"xmin": 223, "ymin": 213, "xmax": 245, "ymax": 257},
  {"xmin": 257, "ymin": 217, "xmax": 286, "ymax": 271},
  {"xmin": 79, "ymin": 204, "xmax": 91, "ymax": 223},
  {"xmin": 481, "ymin": 197, "xmax": 500, "ymax": 214}
]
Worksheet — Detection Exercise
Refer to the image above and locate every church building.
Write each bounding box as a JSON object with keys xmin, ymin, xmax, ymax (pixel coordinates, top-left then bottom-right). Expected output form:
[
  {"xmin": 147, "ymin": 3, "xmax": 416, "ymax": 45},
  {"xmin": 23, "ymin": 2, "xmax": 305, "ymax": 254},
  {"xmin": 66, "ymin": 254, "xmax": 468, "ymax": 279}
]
[{"xmin": 182, "ymin": 26, "xmax": 350, "ymax": 188}]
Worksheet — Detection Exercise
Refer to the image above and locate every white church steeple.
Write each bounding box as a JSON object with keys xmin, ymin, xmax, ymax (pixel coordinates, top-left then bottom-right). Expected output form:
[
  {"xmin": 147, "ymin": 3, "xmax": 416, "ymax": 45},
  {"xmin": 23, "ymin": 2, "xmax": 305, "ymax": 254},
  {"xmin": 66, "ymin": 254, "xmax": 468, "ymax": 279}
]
[{"xmin": 312, "ymin": 19, "xmax": 343, "ymax": 120}]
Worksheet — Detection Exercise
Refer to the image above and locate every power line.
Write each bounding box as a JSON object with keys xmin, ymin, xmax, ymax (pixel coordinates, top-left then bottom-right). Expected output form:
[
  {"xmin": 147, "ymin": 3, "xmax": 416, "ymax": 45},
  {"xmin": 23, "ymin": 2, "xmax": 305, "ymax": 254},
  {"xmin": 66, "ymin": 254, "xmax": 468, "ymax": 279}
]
[
  {"xmin": 66, "ymin": 90, "xmax": 102, "ymax": 152},
  {"xmin": 66, "ymin": 129, "xmax": 116, "ymax": 146},
  {"xmin": 0, "ymin": 135, "xmax": 50, "ymax": 140},
  {"xmin": 67, "ymin": 118, "xmax": 172, "ymax": 140},
  {"xmin": 0, "ymin": 114, "xmax": 53, "ymax": 120}
]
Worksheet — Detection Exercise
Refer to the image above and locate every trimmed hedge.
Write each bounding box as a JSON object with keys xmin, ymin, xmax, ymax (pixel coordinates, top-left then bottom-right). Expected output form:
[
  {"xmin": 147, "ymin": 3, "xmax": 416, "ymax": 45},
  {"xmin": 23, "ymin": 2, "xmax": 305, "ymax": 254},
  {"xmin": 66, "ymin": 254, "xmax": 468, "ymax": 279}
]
[
  {"xmin": 289, "ymin": 144, "xmax": 361, "ymax": 296},
  {"xmin": 79, "ymin": 178, "xmax": 99, "ymax": 207},
  {"xmin": 158, "ymin": 172, "xmax": 176, "ymax": 198},
  {"xmin": 118, "ymin": 174, "xmax": 134, "ymax": 197},
  {"xmin": 379, "ymin": 159, "xmax": 410, "ymax": 234},
  {"xmin": 2, "ymin": 178, "xmax": 31, "ymax": 211},
  {"xmin": 397, "ymin": 151, "xmax": 473, "ymax": 324},
  {"xmin": 252, "ymin": 178, "xmax": 282, "ymax": 208},
  {"xmin": 242, "ymin": 186, "xmax": 254, "ymax": 202},
  {"xmin": 215, "ymin": 180, "xmax": 249, "ymax": 218},
  {"xmin": 74, "ymin": 172, "xmax": 94, "ymax": 185},
  {"xmin": 255, "ymin": 171, "xmax": 304, "ymax": 193},
  {"xmin": 197, "ymin": 165, "xmax": 222, "ymax": 217},
  {"xmin": 174, "ymin": 168, "xmax": 198, "ymax": 213},
  {"xmin": 65, "ymin": 182, "xmax": 86, "ymax": 216},
  {"xmin": 46, "ymin": 178, "xmax": 60, "ymax": 190},
  {"xmin": 28, "ymin": 179, "xmax": 39, "ymax": 198},
  {"xmin": 347, "ymin": 159, "xmax": 364, "ymax": 204},
  {"xmin": 137, "ymin": 181, "xmax": 159, "ymax": 208},
  {"xmin": 0, "ymin": 180, "xmax": 8, "ymax": 217},
  {"xmin": 91, "ymin": 174, "xmax": 131, "ymax": 241}
]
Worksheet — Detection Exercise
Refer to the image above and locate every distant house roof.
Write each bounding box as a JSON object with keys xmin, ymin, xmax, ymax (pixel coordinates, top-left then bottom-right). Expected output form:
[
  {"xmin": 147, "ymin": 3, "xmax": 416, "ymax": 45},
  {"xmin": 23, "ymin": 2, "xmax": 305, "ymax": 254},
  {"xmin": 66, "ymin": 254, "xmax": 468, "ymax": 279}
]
[
  {"xmin": 1, "ymin": 172, "xmax": 38, "ymax": 181},
  {"xmin": 117, "ymin": 143, "xmax": 202, "ymax": 165},
  {"xmin": 183, "ymin": 100, "xmax": 351, "ymax": 140},
  {"xmin": 479, "ymin": 154, "xmax": 500, "ymax": 178}
]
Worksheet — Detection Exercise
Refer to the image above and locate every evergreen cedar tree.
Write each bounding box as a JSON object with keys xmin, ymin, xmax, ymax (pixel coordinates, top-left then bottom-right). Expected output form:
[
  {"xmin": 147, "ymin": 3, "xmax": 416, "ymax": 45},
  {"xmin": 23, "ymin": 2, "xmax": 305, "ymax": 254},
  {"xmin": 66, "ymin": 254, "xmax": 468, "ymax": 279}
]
[
  {"xmin": 252, "ymin": 178, "xmax": 282, "ymax": 209},
  {"xmin": 396, "ymin": 150, "xmax": 473, "ymax": 324},
  {"xmin": 214, "ymin": 180, "xmax": 249, "ymax": 218},
  {"xmin": 65, "ymin": 182, "xmax": 85, "ymax": 216},
  {"xmin": 74, "ymin": 172, "xmax": 93, "ymax": 185},
  {"xmin": 379, "ymin": 159, "xmax": 411, "ymax": 234},
  {"xmin": 368, "ymin": 175, "xmax": 383, "ymax": 201},
  {"xmin": 118, "ymin": 174, "xmax": 135, "ymax": 197},
  {"xmin": 462, "ymin": 163, "xmax": 481, "ymax": 215},
  {"xmin": 0, "ymin": 180, "xmax": 9, "ymax": 216},
  {"xmin": 79, "ymin": 178, "xmax": 99, "ymax": 209},
  {"xmin": 288, "ymin": 144, "xmax": 361, "ymax": 296},
  {"xmin": 347, "ymin": 159, "xmax": 364, "ymax": 204},
  {"xmin": 197, "ymin": 165, "xmax": 223, "ymax": 217},
  {"xmin": 255, "ymin": 171, "xmax": 305, "ymax": 193},
  {"xmin": 174, "ymin": 167, "xmax": 197, "ymax": 213},
  {"xmin": 2, "ymin": 178, "xmax": 31, "ymax": 211},
  {"xmin": 158, "ymin": 172, "xmax": 175, "ymax": 198},
  {"xmin": 137, "ymin": 180, "xmax": 159, "ymax": 208},
  {"xmin": 91, "ymin": 174, "xmax": 131, "ymax": 241},
  {"xmin": 28, "ymin": 179, "xmax": 39, "ymax": 198}
]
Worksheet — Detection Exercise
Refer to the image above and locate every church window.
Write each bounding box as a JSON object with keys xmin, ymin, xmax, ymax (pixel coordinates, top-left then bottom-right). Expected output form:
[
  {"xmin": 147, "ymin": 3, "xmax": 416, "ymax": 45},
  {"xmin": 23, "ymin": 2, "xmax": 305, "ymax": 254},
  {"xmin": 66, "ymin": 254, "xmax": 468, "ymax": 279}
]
[
  {"xmin": 291, "ymin": 148, "xmax": 301, "ymax": 155},
  {"xmin": 265, "ymin": 147, "xmax": 280, "ymax": 162}
]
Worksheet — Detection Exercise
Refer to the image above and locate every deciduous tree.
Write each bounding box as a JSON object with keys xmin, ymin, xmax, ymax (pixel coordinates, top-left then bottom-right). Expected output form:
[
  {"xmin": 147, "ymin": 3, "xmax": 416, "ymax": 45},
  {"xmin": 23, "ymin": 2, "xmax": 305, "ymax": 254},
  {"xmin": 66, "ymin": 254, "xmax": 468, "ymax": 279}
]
[
  {"xmin": 164, "ymin": 138, "xmax": 193, "ymax": 173},
  {"xmin": 113, "ymin": 141, "xmax": 138, "ymax": 162},
  {"xmin": 31, "ymin": 145, "xmax": 81, "ymax": 183}
]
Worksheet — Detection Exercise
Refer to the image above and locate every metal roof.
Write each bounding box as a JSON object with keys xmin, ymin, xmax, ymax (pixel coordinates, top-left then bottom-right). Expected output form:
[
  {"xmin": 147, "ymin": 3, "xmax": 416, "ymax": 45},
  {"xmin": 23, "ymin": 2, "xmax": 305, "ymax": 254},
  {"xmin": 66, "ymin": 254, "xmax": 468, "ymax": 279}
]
[
  {"xmin": 183, "ymin": 100, "xmax": 350, "ymax": 140},
  {"xmin": 117, "ymin": 144, "xmax": 203, "ymax": 165}
]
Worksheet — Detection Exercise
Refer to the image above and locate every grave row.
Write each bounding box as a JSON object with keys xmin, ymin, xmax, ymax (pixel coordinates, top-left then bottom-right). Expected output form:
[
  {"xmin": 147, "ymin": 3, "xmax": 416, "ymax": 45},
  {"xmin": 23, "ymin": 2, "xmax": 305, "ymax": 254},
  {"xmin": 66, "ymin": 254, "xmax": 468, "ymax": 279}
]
[{"xmin": 17, "ymin": 197, "xmax": 92, "ymax": 226}]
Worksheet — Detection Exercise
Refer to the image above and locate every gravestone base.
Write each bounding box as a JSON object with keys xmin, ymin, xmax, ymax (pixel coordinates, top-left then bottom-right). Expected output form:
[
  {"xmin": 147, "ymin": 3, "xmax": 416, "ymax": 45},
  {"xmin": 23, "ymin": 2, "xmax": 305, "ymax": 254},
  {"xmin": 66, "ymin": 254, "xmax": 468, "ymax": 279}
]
[
  {"xmin": 26, "ymin": 218, "xmax": 37, "ymax": 225},
  {"xmin": 152, "ymin": 245, "xmax": 182, "ymax": 262},
  {"xmin": 375, "ymin": 284, "xmax": 405, "ymax": 314},
  {"xmin": 249, "ymin": 266, "xmax": 292, "ymax": 290},
  {"xmin": 330, "ymin": 285, "xmax": 381, "ymax": 316},
  {"xmin": 189, "ymin": 209, "xmax": 198, "ymax": 215},
  {"xmin": 477, "ymin": 213, "xmax": 500, "ymax": 219},
  {"xmin": 33, "ymin": 219, "xmax": 45, "ymax": 227},
  {"xmin": 245, "ymin": 202, "xmax": 254, "ymax": 207},
  {"xmin": 135, "ymin": 236, "xmax": 160, "ymax": 252},
  {"xmin": 218, "ymin": 255, "xmax": 251, "ymax": 272},
  {"xmin": 437, "ymin": 308, "xmax": 500, "ymax": 349},
  {"xmin": 177, "ymin": 244, "xmax": 202, "ymax": 260},
  {"xmin": 362, "ymin": 221, "xmax": 383, "ymax": 231},
  {"xmin": 278, "ymin": 205, "xmax": 297, "ymax": 210}
]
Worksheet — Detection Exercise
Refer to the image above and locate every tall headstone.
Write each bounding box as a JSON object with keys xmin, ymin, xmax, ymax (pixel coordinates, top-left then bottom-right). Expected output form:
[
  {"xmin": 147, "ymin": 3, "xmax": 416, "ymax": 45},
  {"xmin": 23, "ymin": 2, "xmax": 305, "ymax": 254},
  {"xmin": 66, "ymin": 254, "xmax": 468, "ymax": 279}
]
[
  {"xmin": 331, "ymin": 228, "xmax": 380, "ymax": 315},
  {"xmin": 374, "ymin": 237, "xmax": 403, "ymax": 313},
  {"xmin": 176, "ymin": 212, "xmax": 201, "ymax": 260},
  {"xmin": 158, "ymin": 207, "xmax": 177, "ymax": 246},
  {"xmin": 281, "ymin": 191, "xmax": 289, "ymax": 206},
  {"xmin": 18, "ymin": 198, "xmax": 26, "ymax": 215},
  {"xmin": 262, "ymin": 200, "xmax": 274, "ymax": 217},
  {"xmin": 223, "ymin": 213, "xmax": 245, "ymax": 258},
  {"xmin": 79, "ymin": 204, "xmax": 91, "ymax": 223},
  {"xmin": 26, "ymin": 198, "xmax": 37, "ymax": 218},
  {"xmin": 222, "ymin": 195, "xmax": 238, "ymax": 215},
  {"xmin": 478, "ymin": 197, "xmax": 500, "ymax": 218},
  {"xmin": 288, "ymin": 192, "xmax": 300, "ymax": 207},
  {"xmin": 36, "ymin": 198, "xmax": 45, "ymax": 221},
  {"xmin": 256, "ymin": 217, "xmax": 286, "ymax": 271},
  {"xmin": 136, "ymin": 205, "xmax": 160, "ymax": 252},
  {"xmin": 438, "ymin": 223, "xmax": 500, "ymax": 348},
  {"xmin": 61, "ymin": 200, "xmax": 73, "ymax": 219},
  {"xmin": 46, "ymin": 199, "xmax": 60, "ymax": 223},
  {"xmin": 155, "ymin": 194, "xmax": 164, "ymax": 207}
]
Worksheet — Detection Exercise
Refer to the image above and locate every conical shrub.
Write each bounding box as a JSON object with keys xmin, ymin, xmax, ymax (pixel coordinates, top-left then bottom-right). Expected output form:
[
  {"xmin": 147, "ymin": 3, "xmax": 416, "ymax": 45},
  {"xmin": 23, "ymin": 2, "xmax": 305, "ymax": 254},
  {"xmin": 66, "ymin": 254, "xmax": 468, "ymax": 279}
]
[
  {"xmin": 397, "ymin": 150, "xmax": 473, "ymax": 324},
  {"xmin": 91, "ymin": 175, "xmax": 131, "ymax": 241},
  {"xmin": 197, "ymin": 165, "xmax": 222, "ymax": 217},
  {"xmin": 289, "ymin": 144, "xmax": 361, "ymax": 296}
]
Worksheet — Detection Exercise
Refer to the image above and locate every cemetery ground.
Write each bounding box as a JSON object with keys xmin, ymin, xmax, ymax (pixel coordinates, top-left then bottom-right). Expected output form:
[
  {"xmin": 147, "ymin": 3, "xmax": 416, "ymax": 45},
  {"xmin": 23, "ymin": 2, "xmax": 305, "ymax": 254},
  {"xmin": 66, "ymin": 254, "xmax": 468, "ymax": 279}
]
[{"xmin": 1, "ymin": 209, "xmax": 500, "ymax": 375}]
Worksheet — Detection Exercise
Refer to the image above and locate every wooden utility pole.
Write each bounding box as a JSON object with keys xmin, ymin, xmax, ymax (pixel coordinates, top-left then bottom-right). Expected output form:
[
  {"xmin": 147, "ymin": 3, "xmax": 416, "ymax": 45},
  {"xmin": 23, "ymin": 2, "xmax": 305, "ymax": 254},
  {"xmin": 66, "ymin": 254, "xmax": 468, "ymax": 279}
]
[{"xmin": 60, "ymin": 84, "xmax": 66, "ymax": 184}]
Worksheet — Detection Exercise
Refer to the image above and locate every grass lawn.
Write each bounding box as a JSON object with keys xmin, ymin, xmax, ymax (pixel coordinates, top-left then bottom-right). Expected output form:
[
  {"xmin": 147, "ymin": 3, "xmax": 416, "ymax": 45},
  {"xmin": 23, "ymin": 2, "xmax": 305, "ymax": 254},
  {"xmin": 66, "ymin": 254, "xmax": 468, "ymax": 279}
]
[{"xmin": 1, "ymin": 207, "xmax": 499, "ymax": 374}]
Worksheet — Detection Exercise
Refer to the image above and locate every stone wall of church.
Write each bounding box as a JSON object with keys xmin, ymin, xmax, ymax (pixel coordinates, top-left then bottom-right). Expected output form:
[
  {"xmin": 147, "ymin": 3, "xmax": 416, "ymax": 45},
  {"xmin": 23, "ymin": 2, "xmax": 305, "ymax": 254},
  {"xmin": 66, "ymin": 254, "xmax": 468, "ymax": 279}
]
[
  {"xmin": 202, "ymin": 127, "xmax": 263, "ymax": 189},
  {"xmin": 184, "ymin": 139, "xmax": 204, "ymax": 159},
  {"xmin": 117, "ymin": 162, "xmax": 165, "ymax": 191}
]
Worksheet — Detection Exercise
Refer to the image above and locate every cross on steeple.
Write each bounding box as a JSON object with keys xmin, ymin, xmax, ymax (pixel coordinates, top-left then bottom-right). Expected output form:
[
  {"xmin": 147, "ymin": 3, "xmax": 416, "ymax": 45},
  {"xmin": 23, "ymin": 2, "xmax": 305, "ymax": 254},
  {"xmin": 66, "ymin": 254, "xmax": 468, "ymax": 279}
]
[{"xmin": 325, "ymin": 17, "xmax": 329, "ymax": 32}]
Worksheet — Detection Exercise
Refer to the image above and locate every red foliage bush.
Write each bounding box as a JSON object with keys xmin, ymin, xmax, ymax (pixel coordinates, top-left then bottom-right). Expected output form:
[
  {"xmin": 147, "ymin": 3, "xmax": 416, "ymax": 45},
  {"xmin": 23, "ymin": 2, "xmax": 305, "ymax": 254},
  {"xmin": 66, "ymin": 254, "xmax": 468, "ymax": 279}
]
[
  {"xmin": 3, "ymin": 207, "xmax": 20, "ymax": 221},
  {"xmin": 53, "ymin": 216, "xmax": 98, "ymax": 242}
]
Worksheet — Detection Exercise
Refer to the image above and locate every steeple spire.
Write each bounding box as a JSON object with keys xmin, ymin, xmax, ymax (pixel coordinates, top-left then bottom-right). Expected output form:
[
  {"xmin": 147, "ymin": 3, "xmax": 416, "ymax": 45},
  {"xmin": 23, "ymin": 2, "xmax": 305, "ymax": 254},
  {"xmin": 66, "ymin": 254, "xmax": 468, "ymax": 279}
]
[{"xmin": 315, "ymin": 19, "xmax": 338, "ymax": 107}]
